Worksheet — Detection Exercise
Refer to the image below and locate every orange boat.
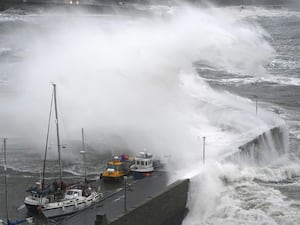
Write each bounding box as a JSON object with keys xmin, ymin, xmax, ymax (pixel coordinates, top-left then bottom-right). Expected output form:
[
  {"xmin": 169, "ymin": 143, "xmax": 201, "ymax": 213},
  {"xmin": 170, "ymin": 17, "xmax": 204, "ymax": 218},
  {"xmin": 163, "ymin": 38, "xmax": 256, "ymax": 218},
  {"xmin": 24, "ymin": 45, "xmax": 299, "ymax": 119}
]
[{"xmin": 101, "ymin": 156, "xmax": 128, "ymax": 182}]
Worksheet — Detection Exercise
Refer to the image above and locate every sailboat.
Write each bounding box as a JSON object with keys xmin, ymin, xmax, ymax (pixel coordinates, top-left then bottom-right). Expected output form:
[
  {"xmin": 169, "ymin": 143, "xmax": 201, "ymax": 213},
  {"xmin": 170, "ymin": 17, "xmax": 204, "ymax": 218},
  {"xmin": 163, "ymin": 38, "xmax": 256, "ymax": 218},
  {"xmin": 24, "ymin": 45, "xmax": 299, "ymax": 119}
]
[
  {"xmin": 40, "ymin": 127, "xmax": 102, "ymax": 218},
  {"xmin": 40, "ymin": 183, "xmax": 102, "ymax": 218},
  {"xmin": 1, "ymin": 138, "xmax": 32, "ymax": 225},
  {"xmin": 24, "ymin": 83, "xmax": 62, "ymax": 213},
  {"xmin": 24, "ymin": 84, "xmax": 102, "ymax": 218}
]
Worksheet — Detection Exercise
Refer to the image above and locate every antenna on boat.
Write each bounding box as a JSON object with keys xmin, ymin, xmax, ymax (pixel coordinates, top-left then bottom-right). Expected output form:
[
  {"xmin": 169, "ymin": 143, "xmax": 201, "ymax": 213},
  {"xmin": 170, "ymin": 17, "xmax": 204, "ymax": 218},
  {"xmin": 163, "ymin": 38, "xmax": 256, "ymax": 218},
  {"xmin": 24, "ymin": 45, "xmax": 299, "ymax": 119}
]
[
  {"xmin": 53, "ymin": 83, "xmax": 63, "ymax": 187},
  {"xmin": 80, "ymin": 128, "xmax": 87, "ymax": 182}
]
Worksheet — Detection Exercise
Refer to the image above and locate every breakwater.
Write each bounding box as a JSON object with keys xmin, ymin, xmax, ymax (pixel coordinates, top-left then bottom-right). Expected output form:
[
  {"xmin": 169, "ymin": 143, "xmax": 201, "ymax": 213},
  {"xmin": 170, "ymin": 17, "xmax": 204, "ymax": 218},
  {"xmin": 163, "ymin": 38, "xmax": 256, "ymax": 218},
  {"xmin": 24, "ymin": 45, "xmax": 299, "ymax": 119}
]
[
  {"xmin": 95, "ymin": 179, "xmax": 189, "ymax": 225},
  {"xmin": 93, "ymin": 126, "xmax": 287, "ymax": 225},
  {"xmin": 225, "ymin": 126, "xmax": 288, "ymax": 165},
  {"xmin": 60, "ymin": 171, "xmax": 188, "ymax": 225}
]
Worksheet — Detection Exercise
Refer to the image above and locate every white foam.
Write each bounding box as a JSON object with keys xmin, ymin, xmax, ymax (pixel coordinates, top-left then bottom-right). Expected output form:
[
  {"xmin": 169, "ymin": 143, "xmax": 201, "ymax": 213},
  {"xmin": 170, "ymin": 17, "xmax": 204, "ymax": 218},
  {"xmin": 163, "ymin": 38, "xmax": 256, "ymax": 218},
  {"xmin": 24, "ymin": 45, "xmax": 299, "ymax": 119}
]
[
  {"xmin": 226, "ymin": 5, "xmax": 300, "ymax": 19},
  {"xmin": 182, "ymin": 163, "xmax": 300, "ymax": 225},
  {"xmin": 204, "ymin": 74, "xmax": 300, "ymax": 87}
]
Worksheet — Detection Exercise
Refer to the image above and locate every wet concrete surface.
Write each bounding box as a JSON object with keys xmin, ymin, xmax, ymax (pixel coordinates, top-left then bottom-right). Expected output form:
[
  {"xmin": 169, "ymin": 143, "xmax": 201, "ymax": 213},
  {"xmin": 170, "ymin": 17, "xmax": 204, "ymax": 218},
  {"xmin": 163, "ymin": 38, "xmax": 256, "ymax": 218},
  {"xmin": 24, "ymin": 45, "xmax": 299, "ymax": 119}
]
[{"xmin": 43, "ymin": 171, "xmax": 168, "ymax": 225}]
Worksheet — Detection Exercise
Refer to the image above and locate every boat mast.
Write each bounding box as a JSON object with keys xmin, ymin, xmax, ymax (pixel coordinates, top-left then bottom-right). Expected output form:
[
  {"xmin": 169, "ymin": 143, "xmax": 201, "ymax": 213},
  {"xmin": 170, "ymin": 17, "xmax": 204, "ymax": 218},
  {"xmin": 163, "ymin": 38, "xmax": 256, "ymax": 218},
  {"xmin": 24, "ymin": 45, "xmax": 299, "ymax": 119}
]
[
  {"xmin": 41, "ymin": 90, "xmax": 54, "ymax": 191},
  {"xmin": 81, "ymin": 128, "xmax": 87, "ymax": 181},
  {"xmin": 53, "ymin": 83, "xmax": 63, "ymax": 187},
  {"xmin": 3, "ymin": 138, "xmax": 8, "ymax": 223}
]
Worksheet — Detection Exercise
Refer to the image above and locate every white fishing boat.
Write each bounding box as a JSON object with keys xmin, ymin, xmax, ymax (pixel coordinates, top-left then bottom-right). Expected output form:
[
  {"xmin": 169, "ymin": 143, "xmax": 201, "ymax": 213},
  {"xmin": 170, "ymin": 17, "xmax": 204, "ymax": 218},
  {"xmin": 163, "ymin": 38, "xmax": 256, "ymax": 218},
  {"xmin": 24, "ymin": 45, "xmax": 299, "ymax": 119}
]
[
  {"xmin": 41, "ymin": 184, "xmax": 102, "ymax": 218},
  {"xmin": 130, "ymin": 152, "xmax": 154, "ymax": 173}
]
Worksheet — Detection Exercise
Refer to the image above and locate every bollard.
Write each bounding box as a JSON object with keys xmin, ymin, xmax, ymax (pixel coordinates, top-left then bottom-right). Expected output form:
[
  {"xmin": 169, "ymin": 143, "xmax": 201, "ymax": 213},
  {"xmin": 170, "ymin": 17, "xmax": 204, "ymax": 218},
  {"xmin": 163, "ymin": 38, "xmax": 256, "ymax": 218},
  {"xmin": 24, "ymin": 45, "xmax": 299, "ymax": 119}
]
[{"xmin": 95, "ymin": 214, "xmax": 108, "ymax": 225}]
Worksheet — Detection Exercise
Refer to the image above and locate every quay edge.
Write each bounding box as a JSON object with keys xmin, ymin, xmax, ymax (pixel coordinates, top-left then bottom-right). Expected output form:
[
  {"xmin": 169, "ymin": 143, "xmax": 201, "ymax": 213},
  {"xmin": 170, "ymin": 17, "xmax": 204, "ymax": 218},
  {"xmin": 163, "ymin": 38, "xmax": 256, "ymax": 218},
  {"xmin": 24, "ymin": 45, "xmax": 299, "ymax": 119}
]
[{"xmin": 95, "ymin": 179, "xmax": 190, "ymax": 225}]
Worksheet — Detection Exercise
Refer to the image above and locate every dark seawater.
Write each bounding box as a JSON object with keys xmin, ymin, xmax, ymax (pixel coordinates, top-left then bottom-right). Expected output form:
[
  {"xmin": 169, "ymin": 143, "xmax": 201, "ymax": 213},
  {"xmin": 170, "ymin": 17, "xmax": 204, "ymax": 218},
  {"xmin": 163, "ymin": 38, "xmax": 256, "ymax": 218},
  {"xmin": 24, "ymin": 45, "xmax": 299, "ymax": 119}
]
[{"xmin": 0, "ymin": 2, "xmax": 300, "ymax": 225}]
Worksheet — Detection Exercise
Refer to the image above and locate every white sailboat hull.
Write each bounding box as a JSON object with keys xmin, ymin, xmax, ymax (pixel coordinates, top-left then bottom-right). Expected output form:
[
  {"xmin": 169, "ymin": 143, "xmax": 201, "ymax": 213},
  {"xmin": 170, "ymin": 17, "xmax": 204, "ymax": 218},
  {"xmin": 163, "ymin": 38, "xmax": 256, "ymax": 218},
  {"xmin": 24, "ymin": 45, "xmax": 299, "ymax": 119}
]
[
  {"xmin": 42, "ymin": 192, "xmax": 102, "ymax": 218},
  {"xmin": 24, "ymin": 196, "xmax": 49, "ymax": 213}
]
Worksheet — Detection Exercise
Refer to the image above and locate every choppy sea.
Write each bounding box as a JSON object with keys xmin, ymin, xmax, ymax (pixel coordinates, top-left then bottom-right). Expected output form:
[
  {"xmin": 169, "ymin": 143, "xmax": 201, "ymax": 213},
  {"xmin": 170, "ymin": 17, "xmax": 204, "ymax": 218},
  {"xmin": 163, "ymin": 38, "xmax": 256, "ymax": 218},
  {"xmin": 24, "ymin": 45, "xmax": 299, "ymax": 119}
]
[{"xmin": 1, "ymin": 2, "xmax": 300, "ymax": 225}]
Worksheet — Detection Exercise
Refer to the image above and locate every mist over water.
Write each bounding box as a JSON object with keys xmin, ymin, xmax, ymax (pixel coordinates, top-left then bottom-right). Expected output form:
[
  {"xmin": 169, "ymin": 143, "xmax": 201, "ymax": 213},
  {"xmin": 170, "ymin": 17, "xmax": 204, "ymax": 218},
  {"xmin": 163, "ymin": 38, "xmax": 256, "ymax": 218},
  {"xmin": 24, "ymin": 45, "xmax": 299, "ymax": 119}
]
[
  {"xmin": 1, "ymin": 3, "xmax": 298, "ymax": 225},
  {"xmin": 2, "ymin": 6, "xmax": 281, "ymax": 154}
]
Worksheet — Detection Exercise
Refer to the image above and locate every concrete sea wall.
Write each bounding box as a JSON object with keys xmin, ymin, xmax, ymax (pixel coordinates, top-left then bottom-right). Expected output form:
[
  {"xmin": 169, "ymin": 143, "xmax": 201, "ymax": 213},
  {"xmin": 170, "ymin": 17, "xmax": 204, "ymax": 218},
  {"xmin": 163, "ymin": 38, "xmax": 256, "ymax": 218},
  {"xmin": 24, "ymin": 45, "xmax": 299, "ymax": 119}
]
[
  {"xmin": 95, "ymin": 179, "xmax": 189, "ymax": 225},
  {"xmin": 225, "ymin": 126, "xmax": 288, "ymax": 165},
  {"xmin": 94, "ymin": 126, "xmax": 286, "ymax": 225}
]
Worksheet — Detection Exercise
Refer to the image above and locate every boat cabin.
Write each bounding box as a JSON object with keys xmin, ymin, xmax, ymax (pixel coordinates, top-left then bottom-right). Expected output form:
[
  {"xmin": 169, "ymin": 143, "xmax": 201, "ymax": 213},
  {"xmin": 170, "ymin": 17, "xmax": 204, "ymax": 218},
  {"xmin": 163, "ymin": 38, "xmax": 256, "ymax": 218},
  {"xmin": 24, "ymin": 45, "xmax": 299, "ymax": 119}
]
[
  {"xmin": 101, "ymin": 156, "xmax": 126, "ymax": 181},
  {"xmin": 64, "ymin": 189, "xmax": 83, "ymax": 199},
  {"xmin": 131, "ymin": 152, "xmax": 154, "ymax": 173}
]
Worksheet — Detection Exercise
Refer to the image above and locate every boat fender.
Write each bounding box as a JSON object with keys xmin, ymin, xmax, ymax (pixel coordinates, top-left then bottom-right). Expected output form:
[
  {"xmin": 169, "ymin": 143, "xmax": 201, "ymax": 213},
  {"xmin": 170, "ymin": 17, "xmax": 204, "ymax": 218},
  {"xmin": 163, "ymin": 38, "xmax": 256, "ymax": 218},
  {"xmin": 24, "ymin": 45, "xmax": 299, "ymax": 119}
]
[
  {"xmin": 75, "ymin": 202, "xmax": 78, "ymax": 208},
  {"xmin": 62, "ymin": 205, "xmax": 65, "ymax": 211}
]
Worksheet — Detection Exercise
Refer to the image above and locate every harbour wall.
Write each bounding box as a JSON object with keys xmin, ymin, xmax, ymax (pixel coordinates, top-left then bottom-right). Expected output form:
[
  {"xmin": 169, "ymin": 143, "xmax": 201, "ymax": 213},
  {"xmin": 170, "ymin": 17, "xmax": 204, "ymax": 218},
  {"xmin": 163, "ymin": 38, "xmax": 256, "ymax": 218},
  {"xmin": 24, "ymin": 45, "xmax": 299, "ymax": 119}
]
[
  {"xmin": 225, "ymin": 126, "xmax": 288, "ymax": 165},
  {"xmin": 95, "ymin": 179, "xmax": 189, "ymax": 225},
  {"xmin": 93, "ymin": 126, "xmax": 286, "ymax": 225}
]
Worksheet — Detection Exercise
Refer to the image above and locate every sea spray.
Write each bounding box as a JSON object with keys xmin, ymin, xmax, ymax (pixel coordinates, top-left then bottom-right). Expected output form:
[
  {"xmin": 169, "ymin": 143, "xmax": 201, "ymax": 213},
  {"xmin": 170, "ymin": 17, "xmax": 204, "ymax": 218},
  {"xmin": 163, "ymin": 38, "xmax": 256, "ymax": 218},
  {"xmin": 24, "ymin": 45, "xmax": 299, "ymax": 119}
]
[
  {"xmin": 0, "ymin": 1, "xmax": 286, "ymax": 183},
  {"xmin": 182, "ymin": 163, "xmax": 300, "ymax": 225}
]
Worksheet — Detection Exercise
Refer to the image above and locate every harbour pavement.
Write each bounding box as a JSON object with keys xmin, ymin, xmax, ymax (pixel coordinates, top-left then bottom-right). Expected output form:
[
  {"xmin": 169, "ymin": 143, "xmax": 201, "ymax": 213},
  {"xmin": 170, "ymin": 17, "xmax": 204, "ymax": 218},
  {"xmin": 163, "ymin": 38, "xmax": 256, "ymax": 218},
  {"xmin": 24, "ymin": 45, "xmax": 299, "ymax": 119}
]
[{"xmin": 52, "ymin": 171, "xmax": 168, "ymax": 225}]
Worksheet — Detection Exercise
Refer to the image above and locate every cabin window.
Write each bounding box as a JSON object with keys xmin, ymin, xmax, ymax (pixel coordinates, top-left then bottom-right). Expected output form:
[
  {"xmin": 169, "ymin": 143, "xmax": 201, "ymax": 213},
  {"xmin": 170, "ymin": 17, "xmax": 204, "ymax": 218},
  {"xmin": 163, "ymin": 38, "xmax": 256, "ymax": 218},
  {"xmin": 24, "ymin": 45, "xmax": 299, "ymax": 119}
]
[
  {"xmin": 107, "ymin": 164, "xmax": 117, "ymax": 170},
  {"xmin": 137, "ymin": 161, "xmax": 140, "ymax": 165},
  {"xmin": 145, "ymin": 161, "xmax": 148, "ymax": 165},
  {"xmin": 141, "ymin": 161, "xmax": 144, "ymax": 165}
]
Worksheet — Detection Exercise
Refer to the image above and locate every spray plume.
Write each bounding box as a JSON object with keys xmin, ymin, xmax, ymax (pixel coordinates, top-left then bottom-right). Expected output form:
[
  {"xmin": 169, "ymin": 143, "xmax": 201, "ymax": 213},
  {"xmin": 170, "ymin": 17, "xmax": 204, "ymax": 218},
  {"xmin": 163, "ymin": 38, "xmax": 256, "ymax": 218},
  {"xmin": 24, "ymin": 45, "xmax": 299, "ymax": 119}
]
[{"xmin": 1, "ymin": 5, "xmax": 283, "ymax": 166}]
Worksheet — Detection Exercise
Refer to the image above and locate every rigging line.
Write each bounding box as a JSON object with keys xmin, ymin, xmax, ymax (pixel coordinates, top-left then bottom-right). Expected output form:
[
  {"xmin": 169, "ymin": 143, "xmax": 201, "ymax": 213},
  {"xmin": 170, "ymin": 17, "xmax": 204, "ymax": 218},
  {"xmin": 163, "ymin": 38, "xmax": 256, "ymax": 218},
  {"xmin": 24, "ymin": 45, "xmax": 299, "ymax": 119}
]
[
  {"xmin": 81, "ymin": 128, "xmax": 87, "ymax": 180},
  {"xmin": 41, "ymin": 88, "xmax": 54, "ymax": 191},
  {"xmin": 0, "ymin": 142, "xmax": 3, "ymax": 166},
  {"xmin": 0, "ymin": 140, "xmax": 7, "ymax": 170},
  {"xmin": 55, "ymin": 93, "xmax": 70, "ymax": 155},
  {"xmin": 56, "ymin": 91, "xmax": 68, "ymax": 142},
  {"xmin": 53, "ymin": 83, "xmax": 63, "ymax": 186}
]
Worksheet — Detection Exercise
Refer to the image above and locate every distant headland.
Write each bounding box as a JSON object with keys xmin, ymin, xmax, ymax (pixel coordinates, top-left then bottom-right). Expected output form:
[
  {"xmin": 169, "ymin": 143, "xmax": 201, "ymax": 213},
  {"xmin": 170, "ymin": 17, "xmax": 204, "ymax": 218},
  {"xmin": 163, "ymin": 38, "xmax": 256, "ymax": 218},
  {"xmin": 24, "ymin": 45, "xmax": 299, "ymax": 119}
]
[{"xmin": 0, "ymin": 0, "xmax": 295, "ymax": 12}]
